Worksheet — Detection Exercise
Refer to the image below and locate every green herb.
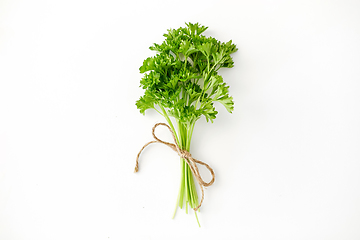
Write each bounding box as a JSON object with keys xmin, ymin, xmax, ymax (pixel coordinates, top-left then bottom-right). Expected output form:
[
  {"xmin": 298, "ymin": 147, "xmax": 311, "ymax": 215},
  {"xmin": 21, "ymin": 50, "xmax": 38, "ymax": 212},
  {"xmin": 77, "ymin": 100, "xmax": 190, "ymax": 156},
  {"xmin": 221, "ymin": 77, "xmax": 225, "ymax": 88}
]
[{"xmin": 136, "ymin": 22, "xmax": 237, "ymax": 224}]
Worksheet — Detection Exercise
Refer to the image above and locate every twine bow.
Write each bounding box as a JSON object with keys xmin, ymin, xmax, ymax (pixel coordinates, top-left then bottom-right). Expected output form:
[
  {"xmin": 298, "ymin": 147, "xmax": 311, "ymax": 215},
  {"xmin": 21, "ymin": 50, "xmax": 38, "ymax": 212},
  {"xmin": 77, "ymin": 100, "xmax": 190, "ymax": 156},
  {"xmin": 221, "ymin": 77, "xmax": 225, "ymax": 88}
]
[{"xmin": 135, "ymin": 123, "xmax": 215, "ymax": 211}]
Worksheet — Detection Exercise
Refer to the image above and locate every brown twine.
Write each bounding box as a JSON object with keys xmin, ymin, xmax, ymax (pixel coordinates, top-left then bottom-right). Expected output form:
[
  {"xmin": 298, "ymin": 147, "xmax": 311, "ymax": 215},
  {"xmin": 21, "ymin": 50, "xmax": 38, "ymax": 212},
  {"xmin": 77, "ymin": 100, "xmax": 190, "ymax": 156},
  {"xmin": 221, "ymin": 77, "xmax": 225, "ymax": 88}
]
[{"xmin": 134, "ymin": 123, "xmax": 215, "ymax": 211}]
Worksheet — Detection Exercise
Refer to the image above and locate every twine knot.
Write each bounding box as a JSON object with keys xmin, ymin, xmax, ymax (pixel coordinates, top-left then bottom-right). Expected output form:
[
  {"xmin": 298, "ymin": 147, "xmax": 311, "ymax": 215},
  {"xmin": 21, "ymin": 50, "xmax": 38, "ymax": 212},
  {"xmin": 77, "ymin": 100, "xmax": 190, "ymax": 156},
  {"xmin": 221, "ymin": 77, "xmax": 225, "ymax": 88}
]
[
  {"xmin": 179, "ymin": 150, "xmax": 191, "ymax": 160},
  {"xmin": 135, "ymin": 123, "xmax": 215, "ymax": 211}
]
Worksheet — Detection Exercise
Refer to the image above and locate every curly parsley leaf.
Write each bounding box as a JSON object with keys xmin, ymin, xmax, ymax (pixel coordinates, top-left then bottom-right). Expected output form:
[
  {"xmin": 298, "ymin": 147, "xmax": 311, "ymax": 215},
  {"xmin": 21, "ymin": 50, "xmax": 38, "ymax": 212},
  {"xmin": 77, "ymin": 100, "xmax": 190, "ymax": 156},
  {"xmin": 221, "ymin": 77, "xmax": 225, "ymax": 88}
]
[{"xmin": 137, "ymin": 22, "xmax": 237, "ymax": 125}]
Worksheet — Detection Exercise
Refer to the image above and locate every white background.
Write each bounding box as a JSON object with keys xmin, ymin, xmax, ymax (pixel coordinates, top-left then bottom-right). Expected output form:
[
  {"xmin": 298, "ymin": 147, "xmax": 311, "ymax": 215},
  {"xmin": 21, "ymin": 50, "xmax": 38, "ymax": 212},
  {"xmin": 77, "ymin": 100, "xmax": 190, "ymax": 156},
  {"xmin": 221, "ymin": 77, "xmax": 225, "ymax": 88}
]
[{"xmin": 1, "ymin": 0, "xmax": 360, "ymax": 239}]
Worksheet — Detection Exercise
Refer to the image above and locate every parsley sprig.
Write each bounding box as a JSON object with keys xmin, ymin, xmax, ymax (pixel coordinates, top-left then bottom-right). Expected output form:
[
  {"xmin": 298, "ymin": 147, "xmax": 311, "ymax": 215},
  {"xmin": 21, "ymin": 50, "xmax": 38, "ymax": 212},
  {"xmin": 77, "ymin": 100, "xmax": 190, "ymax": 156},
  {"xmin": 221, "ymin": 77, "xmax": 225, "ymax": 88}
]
[{"xmin": 136, "ymin": 23, "xmax": 237, "ymax": 225}]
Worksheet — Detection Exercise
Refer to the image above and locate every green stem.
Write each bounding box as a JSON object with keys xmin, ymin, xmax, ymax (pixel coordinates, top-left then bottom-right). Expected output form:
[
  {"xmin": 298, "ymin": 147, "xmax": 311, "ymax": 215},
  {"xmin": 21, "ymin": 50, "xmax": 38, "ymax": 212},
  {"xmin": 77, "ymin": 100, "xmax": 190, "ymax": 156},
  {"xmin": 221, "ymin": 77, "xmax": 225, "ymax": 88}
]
[
  {"xmin": 173, "ymin": 120, "xmax": 200, "ymax": 226},
  {"xmin": 158, "ymin": 107, "xmax": 200, "ymax": 221},
  {"xmin": 159, "ymin": 105, "xmax": 179, "ymax": 144}
]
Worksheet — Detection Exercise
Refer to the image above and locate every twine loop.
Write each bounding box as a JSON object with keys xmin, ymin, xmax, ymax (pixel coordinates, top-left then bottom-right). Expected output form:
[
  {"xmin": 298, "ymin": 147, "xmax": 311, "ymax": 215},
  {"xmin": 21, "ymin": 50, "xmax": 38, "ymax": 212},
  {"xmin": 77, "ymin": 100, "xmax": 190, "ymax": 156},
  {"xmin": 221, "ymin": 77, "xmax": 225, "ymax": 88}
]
[{"xmin": 135, "ymin": 123, "xmax": 215, "ymax": 211}]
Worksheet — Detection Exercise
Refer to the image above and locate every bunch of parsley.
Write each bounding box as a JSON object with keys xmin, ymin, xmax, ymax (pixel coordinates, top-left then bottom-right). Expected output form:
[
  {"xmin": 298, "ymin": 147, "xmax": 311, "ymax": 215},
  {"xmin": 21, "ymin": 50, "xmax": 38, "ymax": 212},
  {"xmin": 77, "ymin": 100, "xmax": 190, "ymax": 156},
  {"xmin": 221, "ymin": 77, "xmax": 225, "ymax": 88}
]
[{"xmin": 136, "ymin": 22, "xmax": 237, "ymax": 222}]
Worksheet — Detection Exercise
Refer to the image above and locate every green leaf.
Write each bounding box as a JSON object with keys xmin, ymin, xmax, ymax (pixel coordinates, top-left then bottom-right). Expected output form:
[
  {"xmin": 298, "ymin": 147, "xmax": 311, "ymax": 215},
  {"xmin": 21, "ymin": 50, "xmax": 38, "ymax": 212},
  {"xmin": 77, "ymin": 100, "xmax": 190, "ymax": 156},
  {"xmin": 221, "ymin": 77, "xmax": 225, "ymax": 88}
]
[
  {"xmin": 212, "ymin": 51, "xmax": 226, "ymax": 65},
  {"xmin": 207, "ymin": 74, "xmax": 223, "ymax": 90},
  {"xmin": 216, "ymin": 95, "xmax": 234, "ymax": 113},
  {"xmin": 185, "ymin": 22, "xmax": 208, "ymax": 36},
  {"xmin": 199, "ymin": 101, "xmax": 218, "ymax": 122},
  {"xmin": 198, "ymin": 42, "xmax": 213, "ymax": 58},
  {"xmin": 136, "ymin": 93, "xmax": 156, "ymax": 114},
  {"xmin": 139, "ymin": 57, "xmax": 155, "ymax": 73}
]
